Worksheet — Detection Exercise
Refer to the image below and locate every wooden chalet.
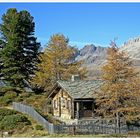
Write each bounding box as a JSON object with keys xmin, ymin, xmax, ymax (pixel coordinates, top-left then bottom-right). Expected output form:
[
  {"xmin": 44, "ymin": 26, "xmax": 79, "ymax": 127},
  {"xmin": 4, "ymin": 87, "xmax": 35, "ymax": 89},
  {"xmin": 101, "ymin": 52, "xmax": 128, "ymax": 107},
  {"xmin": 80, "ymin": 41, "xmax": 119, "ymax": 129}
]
[{"xmin": 47, "ymin": 78, "xmax": 103, "ymax": 120}]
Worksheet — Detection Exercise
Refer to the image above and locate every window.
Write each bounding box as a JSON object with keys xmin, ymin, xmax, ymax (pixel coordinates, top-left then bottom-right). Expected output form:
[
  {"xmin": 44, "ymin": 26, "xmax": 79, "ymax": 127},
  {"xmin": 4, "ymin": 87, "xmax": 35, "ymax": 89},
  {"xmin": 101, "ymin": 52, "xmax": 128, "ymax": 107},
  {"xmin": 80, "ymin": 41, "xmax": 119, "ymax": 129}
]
[
  {"xmin": 54, "ymin": 99, "xmax": 58, "ymax": 109},
  {"xmin": 67, "ymin": 100, "xmax": 71, "ymax": 110}
]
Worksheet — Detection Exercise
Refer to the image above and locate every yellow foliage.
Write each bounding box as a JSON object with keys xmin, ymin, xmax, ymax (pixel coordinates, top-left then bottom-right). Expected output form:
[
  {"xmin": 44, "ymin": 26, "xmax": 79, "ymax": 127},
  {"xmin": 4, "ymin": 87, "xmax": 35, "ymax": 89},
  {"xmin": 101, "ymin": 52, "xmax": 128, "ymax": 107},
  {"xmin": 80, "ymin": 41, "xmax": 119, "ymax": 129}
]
[
  {"xmin": 31, "ymin": 34, "xmax": 87, "ymax": 92},
  {"xmin": 96, "ymin": 41, "xmax": 140, "ymax": 124}
]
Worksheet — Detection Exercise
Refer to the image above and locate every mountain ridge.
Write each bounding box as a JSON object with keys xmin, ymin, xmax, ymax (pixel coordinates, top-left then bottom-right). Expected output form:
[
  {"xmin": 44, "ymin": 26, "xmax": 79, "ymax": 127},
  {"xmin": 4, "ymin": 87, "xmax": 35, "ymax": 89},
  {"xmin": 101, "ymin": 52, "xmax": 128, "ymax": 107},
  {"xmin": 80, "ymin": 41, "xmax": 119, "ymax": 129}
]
[{"xmin": 75, "ymin": 36, "xmax": 140, "ymax": 78}]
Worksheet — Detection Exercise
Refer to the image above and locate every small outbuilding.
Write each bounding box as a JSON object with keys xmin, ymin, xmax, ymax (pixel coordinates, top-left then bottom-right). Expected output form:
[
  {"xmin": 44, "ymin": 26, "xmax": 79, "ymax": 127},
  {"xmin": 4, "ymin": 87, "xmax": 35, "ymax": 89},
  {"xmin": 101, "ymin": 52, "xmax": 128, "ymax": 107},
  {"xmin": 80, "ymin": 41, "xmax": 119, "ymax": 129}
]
[{"xmin": 47, "ymin": 78, "xmax": 103, "ymax": 120}]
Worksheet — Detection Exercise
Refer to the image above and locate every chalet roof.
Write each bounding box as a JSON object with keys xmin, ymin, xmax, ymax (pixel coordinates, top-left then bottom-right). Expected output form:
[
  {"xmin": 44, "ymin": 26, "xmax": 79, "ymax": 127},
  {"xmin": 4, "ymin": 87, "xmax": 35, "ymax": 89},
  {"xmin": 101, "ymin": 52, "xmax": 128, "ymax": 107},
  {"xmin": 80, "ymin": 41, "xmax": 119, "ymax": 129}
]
[{"xmin": 57, "ymin": 80, "xmax": 103, "ymax": 99}]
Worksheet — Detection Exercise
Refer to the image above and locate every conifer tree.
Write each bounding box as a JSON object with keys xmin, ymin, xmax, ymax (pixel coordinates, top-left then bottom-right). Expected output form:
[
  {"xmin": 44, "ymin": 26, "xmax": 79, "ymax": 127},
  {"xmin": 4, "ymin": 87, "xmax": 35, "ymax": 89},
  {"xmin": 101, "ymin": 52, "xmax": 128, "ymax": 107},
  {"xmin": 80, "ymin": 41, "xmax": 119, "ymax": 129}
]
[
  {"xmin": 18, "ymin": 10, "xmax": 40, "ymax": 80},
  {"xmin": 31, "ymin": 34, "xmax": 87, "ymax": 91},
  {"xmin": 0, "ymin": 8, "xmax": 40, "ymax": 88},
  {"xmin": 96, "ymin": 41, "xmax": 140, "ymax": 129},
  {"xmin": 0, "ymin": 9, "xmax": 23, "ymax": 87}
]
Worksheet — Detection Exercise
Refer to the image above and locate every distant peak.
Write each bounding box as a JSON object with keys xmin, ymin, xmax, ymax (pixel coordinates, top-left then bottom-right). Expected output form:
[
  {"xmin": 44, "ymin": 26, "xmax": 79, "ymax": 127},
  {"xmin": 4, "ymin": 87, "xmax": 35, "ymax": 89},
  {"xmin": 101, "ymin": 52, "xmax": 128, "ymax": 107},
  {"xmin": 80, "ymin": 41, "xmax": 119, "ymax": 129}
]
[
  {"xmin": 83, "ymin": 44, "xmax": 96, "ymax": 49},
  {"xmin": 80, "ymin": 44, "xmax": 96, "ymax": 56},
  {"xmin": 123, "ymin": 36, "xmax": 140, "ymax": 46}
]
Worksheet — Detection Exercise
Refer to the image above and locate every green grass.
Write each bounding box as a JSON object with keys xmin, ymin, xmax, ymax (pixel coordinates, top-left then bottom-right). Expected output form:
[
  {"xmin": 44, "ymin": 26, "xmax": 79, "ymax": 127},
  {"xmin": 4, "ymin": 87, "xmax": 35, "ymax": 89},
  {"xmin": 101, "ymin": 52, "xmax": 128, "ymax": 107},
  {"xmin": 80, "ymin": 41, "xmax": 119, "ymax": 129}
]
[
  {"xmin": 47, "ymin": 134, "xmax": 108, "ymax": 138},
  {"xmin": 0, "ymin": 108, "xmax": 48, "ymax": 138},
  {"xmin": 12, "ymin": 130, "xmax": 48, "ymax": 138},
  {"xmin": 11, "ymin": 113, "xmax": 48, "ymax": 138},
  {"xmin": 11, "ymin": 132, "xmax": 140, "ymax": 138},
  {"xmin": 46, "ymin": 133, "xmax": 140, "ymax": 138},
  {"xmin": 0, "ymin": 108, "xmax": 32, "ymax": 136}
]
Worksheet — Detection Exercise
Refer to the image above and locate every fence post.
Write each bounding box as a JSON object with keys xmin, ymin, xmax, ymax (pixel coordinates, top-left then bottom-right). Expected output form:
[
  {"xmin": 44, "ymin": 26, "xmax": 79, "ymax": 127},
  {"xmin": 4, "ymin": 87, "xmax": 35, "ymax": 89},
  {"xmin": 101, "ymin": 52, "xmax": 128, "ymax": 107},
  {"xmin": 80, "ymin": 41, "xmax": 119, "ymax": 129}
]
[
  {"xmin": 49, "ymin": 123, "xmax": 54, "ymax": 134},
  {"xmin": 92, "ymin": 124, "xmax": 95, "ymax": 134},
  {"xmin": 73, "ymin": 125, "xmax": 76, "ymax": 135}
]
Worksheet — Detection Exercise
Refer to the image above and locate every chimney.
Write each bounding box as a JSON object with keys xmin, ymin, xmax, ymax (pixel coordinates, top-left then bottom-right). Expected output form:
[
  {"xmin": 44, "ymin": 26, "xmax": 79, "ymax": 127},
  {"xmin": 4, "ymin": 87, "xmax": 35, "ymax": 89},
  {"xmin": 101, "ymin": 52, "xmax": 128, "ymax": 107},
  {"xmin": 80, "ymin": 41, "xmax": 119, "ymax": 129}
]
[{"xmin": 71, "ymin": 75, "xmax": 80, "ymax": 82}]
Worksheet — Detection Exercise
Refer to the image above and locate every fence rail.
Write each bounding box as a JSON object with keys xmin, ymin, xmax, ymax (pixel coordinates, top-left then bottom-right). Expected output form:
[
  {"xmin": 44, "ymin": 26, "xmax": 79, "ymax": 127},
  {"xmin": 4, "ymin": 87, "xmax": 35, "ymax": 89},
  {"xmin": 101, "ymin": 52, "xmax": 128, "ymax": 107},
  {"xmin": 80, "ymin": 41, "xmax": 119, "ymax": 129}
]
[
  {"xmin": 12, "ymin": 102, "xmax": 54, "ymax": 134},
  {"xmin": 54, "ymin": 124, "xmax": 140, "ymax": 135}
]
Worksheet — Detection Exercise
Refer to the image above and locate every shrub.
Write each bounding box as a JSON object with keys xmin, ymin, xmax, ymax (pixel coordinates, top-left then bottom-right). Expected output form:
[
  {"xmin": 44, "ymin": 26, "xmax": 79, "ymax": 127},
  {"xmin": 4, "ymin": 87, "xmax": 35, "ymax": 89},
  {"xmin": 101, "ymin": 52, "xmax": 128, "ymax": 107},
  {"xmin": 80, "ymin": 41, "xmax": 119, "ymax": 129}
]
[
  {"xmin": 40, "ymin": 113, "xmax": 61, "ymax": 125},
  {"xmin": 0, "ymin": 108, "xmax": 17, "ymax": 116},
  {"xmin": 0, "ymin": 114, "xmax": 31, "ymax": 131},
  {"xmin": 4, "ymin": 91, "xmax": 17, "ymax": 99},
  {"xmin": 0, "ymin": 96, "xmax": 12, "ymax": 106},
  {"xmin": 0, "ymin": 87, "xmax": 13, "ymax": 94},
  {"xmin": 0, "ymin": 91, "xmax": 18, "ymax": 106},
  {"xmin": 0, "ymin": 115, "xmax": 4, "ymax": 121},
  {"xmin": 15, "ymin": 96, "xmax": 24, "ymax": 102},
  {"xmin": 35, "ymin": 125, "xmax": 44, "ymax": 130},
  {"xmin": 19, "ymin": 93, "xmax": 32, "ymax": 98},
  {"xmin": 0, "ymin": 108, "xmax": 32, "ymax": 134},
  {"xmin": 0, "ymin": 91, "xmax": 5, "ymax": 96},
  {"xmin": 0, "ymin": 86, "xmax": 19, "ymax": 94},
  {"xmin": 15, "ymin": 93, "xmax": 32, "ymax": 102}
]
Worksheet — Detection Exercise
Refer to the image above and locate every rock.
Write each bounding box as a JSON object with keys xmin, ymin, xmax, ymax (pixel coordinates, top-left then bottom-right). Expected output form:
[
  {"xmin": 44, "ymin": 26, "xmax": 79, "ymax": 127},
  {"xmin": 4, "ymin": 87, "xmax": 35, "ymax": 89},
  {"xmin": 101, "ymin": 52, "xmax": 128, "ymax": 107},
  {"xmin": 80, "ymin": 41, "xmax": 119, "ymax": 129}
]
[
  {"xmin": 120, "ymin": 36, "xmax": 140, "ymax": 59},
  {"xmin": 75, "ymin": 44, "xmax": 107, "ymax": 66},
  {"xmin": 3, "ymin": 131, "xmax": 9, "ymax": 137}
]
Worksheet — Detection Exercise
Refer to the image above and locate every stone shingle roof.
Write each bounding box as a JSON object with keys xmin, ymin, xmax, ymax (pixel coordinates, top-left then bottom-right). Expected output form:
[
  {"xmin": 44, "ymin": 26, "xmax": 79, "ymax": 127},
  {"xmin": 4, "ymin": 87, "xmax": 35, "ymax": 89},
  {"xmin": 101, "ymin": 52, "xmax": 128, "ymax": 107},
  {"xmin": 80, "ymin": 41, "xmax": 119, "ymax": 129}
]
[{"xmin": 57, "ymin": 80, "xmax": 103, "ymax": 99}]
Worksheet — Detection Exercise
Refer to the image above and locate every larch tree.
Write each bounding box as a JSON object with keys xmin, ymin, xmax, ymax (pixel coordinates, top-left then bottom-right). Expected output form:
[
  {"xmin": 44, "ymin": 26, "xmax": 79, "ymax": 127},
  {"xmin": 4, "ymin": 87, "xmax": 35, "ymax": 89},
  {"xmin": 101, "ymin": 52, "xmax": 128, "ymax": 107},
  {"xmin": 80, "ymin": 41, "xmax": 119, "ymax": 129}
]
[
  {"xmin": 0, "ymin": 8, "xmax": 40, "ymax": 88},
  {"xmin": 31, "ymin": 34, "xmax": 87, "ymax": 92},
  {"xmin": 96, "ymin": 41, "xmax": 140, "ymax": 129}
]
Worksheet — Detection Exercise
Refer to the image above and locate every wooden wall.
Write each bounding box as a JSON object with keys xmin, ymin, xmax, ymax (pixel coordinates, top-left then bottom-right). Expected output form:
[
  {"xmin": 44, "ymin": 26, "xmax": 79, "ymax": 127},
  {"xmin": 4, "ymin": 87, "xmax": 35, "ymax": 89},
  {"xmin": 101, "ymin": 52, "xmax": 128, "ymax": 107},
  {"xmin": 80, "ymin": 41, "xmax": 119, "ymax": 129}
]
[{"xmin": 52, "ymin": 89, "xmax": 72, "ymax": 119}]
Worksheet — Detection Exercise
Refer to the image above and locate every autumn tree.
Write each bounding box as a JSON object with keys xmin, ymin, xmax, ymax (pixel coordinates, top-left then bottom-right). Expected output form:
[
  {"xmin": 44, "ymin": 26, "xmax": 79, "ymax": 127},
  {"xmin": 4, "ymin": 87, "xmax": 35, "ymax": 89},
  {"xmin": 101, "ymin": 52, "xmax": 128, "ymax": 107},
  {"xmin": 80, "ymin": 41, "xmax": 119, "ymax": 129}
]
[
  {"xmin": 0, "ymin": 8, "xmax": 40, "ymax": 88},
  {"xmin": 96, "ymin": 41, "xmax": 140, "ymax": 129},
  {"xmin": 31, "ymin": 34, "xmax": 87, "ymax": 92}
]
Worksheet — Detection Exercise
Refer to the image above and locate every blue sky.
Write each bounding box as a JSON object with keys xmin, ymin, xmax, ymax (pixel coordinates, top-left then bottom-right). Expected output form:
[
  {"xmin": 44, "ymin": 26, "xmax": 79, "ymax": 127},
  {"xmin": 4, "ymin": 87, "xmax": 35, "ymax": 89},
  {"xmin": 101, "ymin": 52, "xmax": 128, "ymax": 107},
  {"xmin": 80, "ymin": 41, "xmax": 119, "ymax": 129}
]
[{"xmin": 0, "ymin": 3, "xmax": 140, "ymax": 48}]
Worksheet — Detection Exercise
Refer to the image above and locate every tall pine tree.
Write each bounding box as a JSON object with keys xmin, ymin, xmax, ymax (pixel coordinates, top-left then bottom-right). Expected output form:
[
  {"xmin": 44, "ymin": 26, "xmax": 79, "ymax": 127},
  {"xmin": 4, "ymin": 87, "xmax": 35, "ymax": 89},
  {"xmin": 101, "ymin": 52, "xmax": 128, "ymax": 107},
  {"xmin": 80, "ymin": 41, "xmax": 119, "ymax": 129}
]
[
  {"xmin": 18, "ymin": 10, "xmax": 40, "ymax": 80},
  {"xmin": 0, "ymin": 8, "xmax": 40, "ymax": 88}
]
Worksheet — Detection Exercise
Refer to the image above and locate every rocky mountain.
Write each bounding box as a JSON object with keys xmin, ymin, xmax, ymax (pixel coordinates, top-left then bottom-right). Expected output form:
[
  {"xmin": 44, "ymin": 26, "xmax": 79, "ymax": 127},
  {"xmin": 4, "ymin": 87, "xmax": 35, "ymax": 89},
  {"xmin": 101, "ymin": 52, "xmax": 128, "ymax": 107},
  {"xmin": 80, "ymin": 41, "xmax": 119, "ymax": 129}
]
[
  {"xmin": 120, "ymin": 37, "xmax": 140, "ymax": 59},
  {"xmin": 75, "ymin": 44, "xmax": 107, "ymax": 79},
  {"xmin": 75, "ymin": 36, "xmax": 140, "ymax": 78},
  {"xmin": 75, "ymin": 44, "xmax": 107, "ymax": 67},
  {"xmin": 120, "ymin": 36, "xmax": 140, "ymax": 66}
]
